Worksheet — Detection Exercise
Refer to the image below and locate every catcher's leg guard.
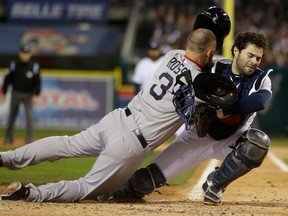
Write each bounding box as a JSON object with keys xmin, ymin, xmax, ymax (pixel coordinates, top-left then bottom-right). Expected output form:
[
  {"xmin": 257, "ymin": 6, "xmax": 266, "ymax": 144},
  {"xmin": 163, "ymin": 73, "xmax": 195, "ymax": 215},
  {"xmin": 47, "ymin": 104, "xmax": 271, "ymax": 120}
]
[
  {"xmin": 98, "ymin": 163, "xmax": 166, "ymax": 201},
  {"xmin": 130, "ymin": 163, "xmax": 166, "ymax": 195},
  {"xmin": 202, "ymin": 128, "xmax": 270, "ymax": 205}
]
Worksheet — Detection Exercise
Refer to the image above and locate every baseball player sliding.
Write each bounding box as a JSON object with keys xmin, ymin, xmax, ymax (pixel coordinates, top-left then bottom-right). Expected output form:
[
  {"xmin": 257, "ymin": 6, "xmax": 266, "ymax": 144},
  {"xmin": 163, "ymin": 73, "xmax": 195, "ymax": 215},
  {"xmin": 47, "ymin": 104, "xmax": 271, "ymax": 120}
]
[
  {"xmin": 98, "ymin": 8, "xmax": 273, "ymax": 205},
  {"xmin": 0, "ymin": 26, "xmax": 217, "ymax": 201}
]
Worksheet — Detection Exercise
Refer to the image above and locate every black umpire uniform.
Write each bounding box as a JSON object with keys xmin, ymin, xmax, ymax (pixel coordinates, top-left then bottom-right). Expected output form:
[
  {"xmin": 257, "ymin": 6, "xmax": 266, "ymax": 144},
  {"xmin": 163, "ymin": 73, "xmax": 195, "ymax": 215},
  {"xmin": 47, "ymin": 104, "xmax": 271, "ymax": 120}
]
[{"xmin": 2, "ymin": 44, "xmax": 41, "ymax": 144}]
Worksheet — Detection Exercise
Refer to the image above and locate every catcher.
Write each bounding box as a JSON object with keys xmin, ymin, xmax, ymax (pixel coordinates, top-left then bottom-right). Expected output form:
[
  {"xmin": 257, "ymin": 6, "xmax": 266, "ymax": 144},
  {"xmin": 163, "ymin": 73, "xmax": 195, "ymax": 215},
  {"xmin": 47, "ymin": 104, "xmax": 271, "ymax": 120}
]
[{"xmin": 98, "ymin": 9, "xmax": 273, "ymax": 205}]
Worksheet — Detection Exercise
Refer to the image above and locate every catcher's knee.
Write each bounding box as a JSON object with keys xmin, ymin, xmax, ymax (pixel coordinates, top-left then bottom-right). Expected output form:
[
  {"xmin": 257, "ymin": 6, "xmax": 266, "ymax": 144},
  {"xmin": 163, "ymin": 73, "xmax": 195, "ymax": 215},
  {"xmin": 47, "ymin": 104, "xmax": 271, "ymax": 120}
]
[
  {"xmin": 235, "ymin": 128, "xmax": 271, "ymax": 168},
  {"xmin": 129, "ymin": 163, "xmax": 166, "ymax": 195}
]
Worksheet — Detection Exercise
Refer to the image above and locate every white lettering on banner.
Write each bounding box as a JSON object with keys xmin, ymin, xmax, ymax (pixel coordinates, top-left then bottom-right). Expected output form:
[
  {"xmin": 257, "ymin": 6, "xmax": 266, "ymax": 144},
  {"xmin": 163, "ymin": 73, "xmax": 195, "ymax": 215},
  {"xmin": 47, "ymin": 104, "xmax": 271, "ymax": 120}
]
[
  {"xmin": 11, "ymin": 2, "xmax": 63, "ymax": 19},
  {"xmin": 35, "ymin": 90, "xmax": 99, "ymax": 110},
  {"xmin": 67, "ymin": 4, "xmax": 104, "ymax": 19}
]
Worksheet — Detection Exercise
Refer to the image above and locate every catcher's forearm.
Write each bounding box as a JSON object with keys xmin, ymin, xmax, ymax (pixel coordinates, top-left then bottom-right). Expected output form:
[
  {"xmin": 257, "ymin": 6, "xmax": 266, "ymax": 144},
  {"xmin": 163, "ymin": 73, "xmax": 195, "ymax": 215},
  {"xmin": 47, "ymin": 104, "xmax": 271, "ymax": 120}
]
[{"xmin": 222, "ymin": 90, "xmax": 271, "ymax": 115}]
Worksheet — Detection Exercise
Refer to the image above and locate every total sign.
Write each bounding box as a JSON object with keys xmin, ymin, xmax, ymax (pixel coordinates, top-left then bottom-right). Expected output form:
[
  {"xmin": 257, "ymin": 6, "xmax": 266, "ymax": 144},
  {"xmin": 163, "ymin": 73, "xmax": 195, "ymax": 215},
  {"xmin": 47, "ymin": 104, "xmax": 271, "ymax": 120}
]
[{"xmin": 0, "ymin": 75, "xmax": 115, "ymax": 129}]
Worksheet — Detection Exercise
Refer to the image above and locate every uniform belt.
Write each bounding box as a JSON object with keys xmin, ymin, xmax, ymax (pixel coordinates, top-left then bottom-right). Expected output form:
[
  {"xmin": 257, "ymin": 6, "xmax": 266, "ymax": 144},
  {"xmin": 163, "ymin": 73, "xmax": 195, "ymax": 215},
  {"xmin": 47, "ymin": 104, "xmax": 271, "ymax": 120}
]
[{"xmin": 124, "ymin": 107, "xmax": 148, "ymax": 149}]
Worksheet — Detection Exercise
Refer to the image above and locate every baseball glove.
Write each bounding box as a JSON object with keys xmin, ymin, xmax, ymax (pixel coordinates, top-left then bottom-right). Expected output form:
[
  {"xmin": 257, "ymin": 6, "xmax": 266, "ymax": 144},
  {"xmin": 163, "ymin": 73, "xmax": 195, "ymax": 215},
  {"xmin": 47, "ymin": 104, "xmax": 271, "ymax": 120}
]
[
  {"xmin": 193, "ymin": 72, "xmax": 237, "ymax": 108},
  {"xmin": 194, "ymin": 103, "xmax": 216, "ymax": 137}
]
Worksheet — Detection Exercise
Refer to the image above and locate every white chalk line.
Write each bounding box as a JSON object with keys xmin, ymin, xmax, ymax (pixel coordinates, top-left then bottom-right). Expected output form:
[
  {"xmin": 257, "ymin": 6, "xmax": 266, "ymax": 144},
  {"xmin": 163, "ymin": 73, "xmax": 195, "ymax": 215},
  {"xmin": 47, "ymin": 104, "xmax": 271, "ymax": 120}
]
[
  {"xmin": 187, "ymin": 159, "xmax": 219, "ymax": 201},
  {"xmin": 268, "ymin": 152, "xmax": 288, "ymax": 172}
]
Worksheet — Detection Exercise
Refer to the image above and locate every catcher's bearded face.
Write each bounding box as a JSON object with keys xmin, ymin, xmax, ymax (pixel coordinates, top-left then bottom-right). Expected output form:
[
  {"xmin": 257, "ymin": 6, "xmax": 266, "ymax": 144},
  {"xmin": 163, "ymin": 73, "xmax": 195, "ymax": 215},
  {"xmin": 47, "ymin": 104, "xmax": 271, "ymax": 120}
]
[{"xmin": 233, "ymin": 44, "xmax": 264, "ymax": 76}]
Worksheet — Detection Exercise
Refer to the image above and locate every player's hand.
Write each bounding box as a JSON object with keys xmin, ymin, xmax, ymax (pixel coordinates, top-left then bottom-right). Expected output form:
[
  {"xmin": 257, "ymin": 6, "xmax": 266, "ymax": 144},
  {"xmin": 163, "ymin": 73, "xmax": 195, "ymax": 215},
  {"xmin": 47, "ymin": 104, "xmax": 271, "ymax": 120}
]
[{"xmin": 32, "ymin": 95, "xmax": 39, "ymax": 104}]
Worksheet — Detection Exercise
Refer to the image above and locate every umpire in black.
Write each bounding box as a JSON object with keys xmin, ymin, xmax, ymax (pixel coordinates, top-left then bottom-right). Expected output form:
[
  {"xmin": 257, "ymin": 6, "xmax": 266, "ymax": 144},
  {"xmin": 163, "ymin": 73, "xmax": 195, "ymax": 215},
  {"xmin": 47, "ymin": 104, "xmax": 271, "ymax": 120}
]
[{"xmin": 2, "ymin": 44, "xmax": 41, "ymax": 145}]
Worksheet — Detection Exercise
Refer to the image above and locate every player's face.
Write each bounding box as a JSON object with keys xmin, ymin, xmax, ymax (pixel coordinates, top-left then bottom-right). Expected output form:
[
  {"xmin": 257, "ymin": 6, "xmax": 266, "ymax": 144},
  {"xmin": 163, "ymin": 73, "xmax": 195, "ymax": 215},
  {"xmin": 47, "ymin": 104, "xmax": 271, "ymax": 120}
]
[
  {"xmin": 147, "ymin": 49, "xmax": 162, "ymax": 61},
  {"xmin": 19, "ymin": 51, "xmax": 32, "ymax": 63},
  {"xmin": 233, "ymin": 44, "xmax": 264, "ymax": 76}
]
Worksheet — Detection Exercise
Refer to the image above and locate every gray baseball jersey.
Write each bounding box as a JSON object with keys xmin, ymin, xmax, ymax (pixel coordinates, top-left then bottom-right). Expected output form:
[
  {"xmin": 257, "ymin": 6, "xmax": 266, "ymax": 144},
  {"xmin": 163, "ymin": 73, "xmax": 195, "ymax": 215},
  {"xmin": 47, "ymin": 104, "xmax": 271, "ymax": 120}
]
[
  {"xmin": 128, "ymin": 50, "xmax": 202, "ymax": 149},
  {"xmin": 0, "ymin": 49, "xmax": 202, "ymax": 202}
]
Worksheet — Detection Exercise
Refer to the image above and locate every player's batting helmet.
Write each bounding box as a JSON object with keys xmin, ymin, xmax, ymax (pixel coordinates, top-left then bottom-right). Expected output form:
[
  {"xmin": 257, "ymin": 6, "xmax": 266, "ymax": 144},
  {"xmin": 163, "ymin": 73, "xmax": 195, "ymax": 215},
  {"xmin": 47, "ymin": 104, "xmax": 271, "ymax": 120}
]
[{"xmin": 193, "ymin": 6, "xmax": 231, "ymax": 51}]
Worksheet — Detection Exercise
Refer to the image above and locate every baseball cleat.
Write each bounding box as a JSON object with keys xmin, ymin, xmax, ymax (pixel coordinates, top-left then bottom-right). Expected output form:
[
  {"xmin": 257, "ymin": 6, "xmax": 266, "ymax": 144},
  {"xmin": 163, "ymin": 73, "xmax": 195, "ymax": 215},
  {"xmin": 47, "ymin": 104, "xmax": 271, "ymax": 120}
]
[{"xmin": 0, "ymin": 181, "xmax": 29, "ymax": 201}]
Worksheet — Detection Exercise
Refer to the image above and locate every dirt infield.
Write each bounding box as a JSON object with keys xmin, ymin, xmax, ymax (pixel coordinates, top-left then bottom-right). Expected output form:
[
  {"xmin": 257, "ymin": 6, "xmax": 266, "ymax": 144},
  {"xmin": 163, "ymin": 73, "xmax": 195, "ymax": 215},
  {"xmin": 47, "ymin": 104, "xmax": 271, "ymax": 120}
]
[{"xmin": 0, "ymin": 146, "xmax": 287, "ymax": 216}]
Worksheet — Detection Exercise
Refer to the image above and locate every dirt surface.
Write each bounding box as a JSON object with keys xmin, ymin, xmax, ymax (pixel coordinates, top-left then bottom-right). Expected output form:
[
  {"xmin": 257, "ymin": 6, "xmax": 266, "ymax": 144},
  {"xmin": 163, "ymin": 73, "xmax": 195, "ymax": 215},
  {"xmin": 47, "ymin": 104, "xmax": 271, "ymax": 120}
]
[{"xmin": 0, "ymin": 143, "xmax": 287, "ymax": 216}]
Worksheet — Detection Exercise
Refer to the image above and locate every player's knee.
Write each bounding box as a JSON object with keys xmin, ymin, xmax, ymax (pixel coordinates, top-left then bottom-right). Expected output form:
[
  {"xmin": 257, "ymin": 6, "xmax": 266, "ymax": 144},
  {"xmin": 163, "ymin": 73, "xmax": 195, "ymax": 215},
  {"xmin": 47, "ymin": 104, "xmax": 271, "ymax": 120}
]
[
  {"xmin": 129, "ymin": 163, "xmax": 166, "ymax": 195},
  {"xmin": 235, "ymin": 128, "xmax": 271, "ymax": 169}
]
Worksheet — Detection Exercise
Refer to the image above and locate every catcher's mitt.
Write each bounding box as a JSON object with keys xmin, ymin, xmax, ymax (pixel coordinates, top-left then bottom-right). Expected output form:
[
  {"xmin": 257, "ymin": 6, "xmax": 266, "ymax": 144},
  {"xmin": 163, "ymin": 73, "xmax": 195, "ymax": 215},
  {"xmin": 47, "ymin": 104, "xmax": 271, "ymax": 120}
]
[
  {"xmin": 193, "ymin": 72, "xmax": 237, "ymax": 108},
  {"xmin": 194, "ymin": 103, "xmax": 216, "ymax": 138}
]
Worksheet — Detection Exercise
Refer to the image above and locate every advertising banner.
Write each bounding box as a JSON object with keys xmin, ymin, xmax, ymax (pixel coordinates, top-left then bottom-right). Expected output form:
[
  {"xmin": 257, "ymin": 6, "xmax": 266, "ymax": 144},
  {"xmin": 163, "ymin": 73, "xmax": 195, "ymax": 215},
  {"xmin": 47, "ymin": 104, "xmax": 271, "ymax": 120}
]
[
  {"xmin": 7, "ymin": 0, "xmax": 107, "ymax": 23},
  {"xmin": 0, "ymin": 75, "xmax": 115, "ymax": 129},
  {"xmin": 0, "ymin": 25, "xmax": 119, "ymax": 56}
]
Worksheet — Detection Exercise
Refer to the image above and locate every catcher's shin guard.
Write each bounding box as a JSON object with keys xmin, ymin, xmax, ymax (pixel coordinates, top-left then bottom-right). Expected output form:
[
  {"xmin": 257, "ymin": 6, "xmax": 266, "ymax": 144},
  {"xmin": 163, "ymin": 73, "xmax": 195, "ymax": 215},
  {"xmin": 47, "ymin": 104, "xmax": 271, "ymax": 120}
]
[
  {"xmin": 202, "ymin": 171, "xmax": 224, "ymax": 205},
  {"xmin": 130, "ymin": 163, "xmax": 166, "ymax": 195},
  {"xmin": 202, "ymin": 128, "xmax": 270, "ymax": 205},
  {"xmin": 98, "ymin": 164, "xmax": 166, "ymax": 202}
]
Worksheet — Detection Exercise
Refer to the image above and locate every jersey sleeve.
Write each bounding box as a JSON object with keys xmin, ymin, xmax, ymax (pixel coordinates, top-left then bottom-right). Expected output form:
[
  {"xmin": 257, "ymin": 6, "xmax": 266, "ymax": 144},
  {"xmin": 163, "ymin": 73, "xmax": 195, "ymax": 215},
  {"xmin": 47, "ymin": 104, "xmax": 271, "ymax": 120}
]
[
  {"xmin": 33, "ymin": 62, "xmax": 41, "ymax": 95},
  {"xmin": 223, "ymin": 76, "xmax": 272, "ymax": 115},
  {"xmin": 2, "ymin": 61, "xmax": 15, "ymax": 94}
]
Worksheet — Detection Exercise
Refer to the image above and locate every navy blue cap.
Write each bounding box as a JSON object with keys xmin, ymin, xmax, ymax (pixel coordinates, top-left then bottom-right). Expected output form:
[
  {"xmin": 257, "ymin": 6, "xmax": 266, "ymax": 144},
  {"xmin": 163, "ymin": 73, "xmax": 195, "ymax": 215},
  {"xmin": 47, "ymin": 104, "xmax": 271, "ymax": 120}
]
[{"xmin": 20, "ymin": 44, "xmax": 31, "ymax": 53}]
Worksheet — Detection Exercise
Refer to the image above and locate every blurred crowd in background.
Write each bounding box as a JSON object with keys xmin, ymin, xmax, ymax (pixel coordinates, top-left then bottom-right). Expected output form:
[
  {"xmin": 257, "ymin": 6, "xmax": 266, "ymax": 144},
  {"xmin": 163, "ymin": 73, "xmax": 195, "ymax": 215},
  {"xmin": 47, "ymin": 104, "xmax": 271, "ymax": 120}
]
[
  {"xmin": 120, "ymin": 0, "xmax": 288, "ymax": 136},
  {"xmin": 0, "ymin": 0, "xmax": 287, "ymax": 69},
  {"xmin": 143, "ymin": 0, "xmax": 288, "ymax": 69}
]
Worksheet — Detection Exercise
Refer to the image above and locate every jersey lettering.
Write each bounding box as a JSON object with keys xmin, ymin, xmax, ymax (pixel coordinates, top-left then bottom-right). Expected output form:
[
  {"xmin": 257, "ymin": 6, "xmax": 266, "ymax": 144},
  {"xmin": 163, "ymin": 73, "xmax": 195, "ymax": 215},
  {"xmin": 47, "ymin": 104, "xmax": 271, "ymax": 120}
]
[
  {"xmin": 149, "ymin": 72, "xmax": 173, "ymax": 100},
  {"xmin": 167, "ymin": 57, "xmax": 189, "ymax": 75},
  {"xmin": 149, "ymin": 56, "xmax": 193, "ymax": 100}
]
